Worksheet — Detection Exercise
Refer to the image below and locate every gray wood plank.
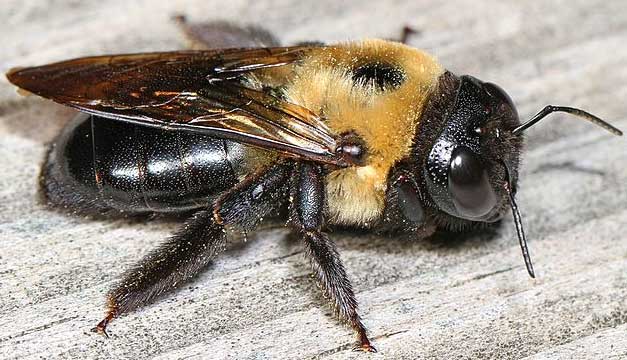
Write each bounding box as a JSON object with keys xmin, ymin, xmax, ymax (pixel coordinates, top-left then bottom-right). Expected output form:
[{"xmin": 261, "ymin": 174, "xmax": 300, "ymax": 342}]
[{"xmin": 1, "ymin": 1, "xmax": 626, "ymax": 359}]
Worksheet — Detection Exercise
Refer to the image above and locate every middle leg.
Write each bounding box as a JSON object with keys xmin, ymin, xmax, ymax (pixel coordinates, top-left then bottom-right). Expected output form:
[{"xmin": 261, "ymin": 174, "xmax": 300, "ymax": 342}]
[{"xmin": 290, "ymin": 162, "xmax": 376, "ymax": 352}]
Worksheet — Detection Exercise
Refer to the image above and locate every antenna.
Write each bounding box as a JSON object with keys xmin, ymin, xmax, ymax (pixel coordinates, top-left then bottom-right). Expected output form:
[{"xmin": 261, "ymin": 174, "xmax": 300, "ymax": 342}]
[
  {"xmin": 513, "ymin": 105, "xmax": 623, "ymax": 136},
  {"xmin": 501, "ymin": 161, "xmax": 535, "ymax": 278}
]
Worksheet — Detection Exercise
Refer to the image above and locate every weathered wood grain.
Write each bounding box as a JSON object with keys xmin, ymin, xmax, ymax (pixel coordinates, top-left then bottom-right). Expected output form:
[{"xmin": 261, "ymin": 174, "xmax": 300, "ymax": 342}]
[{"xmin": 0, "ymin": 1, "xmax": 626, "ymax": 359}]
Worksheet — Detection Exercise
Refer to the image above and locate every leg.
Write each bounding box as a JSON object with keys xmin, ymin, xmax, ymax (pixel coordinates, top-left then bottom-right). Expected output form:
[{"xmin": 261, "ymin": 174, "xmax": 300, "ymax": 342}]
[
  {"xmin": 398, "ymin": 26, "xmax": 420, "ymax": 44},
  {"xmin": 290, "ymin": 163, "xmax": 375, "ymax": 352},
  {"xmin": 93, "ymin": 163, "xmax": 291, "ymax": 336},
  {"xmin": 93, "ymin": 210, "xmax": 225, "ymax": 336},
  {"xmin": 173, "ymin": 15, "xmax": 280, "ymax": 49}
]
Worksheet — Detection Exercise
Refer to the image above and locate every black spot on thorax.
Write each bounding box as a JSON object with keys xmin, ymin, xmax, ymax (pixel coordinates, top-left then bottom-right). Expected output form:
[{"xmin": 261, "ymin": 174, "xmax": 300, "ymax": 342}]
[{"xmin": 352, "ymin": 62, "xmax": 405, "ymax": 91}]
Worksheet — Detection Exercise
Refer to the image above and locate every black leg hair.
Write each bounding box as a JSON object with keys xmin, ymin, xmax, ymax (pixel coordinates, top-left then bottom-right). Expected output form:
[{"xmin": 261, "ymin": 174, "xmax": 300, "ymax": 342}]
[
  {"xmin": 93, "ymin": 210, "xmax": 225, "ymax": 336},
  {"xmin": 93, "ymin": 163, "xmax": 291, "ymax": 336},
  {"xmin": 290, "ymin": 163, "xmax": 376, "ymax": 352}
]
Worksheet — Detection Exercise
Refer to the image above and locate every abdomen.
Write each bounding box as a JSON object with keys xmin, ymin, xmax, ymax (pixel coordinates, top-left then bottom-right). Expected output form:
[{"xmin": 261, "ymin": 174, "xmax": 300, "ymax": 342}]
[{"xmin": 41, "ymin": 113, "xmax": 247, "ymax": 215}]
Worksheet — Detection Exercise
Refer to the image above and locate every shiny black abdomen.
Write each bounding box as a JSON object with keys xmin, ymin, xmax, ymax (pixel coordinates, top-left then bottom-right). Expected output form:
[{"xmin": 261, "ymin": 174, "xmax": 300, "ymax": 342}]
[{"xmin": 42, "ymin": 114, "xmax": 246, "ymax": 215}]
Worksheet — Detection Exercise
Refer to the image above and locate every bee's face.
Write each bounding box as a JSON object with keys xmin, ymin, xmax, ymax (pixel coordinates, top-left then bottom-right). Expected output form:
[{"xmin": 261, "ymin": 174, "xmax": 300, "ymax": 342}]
[{"xmin": 424, "ymin": 75, "xmax": 522, "ymax": 223}]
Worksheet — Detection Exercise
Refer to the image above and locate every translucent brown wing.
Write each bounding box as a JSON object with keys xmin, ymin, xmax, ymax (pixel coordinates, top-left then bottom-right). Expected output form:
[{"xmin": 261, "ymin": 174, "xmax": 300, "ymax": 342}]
[{"xmin": 6, "ymin": 48, "xmax": 346, "ymax": 165}]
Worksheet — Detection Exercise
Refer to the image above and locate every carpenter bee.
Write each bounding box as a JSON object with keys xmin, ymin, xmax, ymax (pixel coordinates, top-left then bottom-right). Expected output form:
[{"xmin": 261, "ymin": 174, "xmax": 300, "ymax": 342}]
[{"xmin": 5, "ymin": 19, "xmax": 622, "ymax": 352}]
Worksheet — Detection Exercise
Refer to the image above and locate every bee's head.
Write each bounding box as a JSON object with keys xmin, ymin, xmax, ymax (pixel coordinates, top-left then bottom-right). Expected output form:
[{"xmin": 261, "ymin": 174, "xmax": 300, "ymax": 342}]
[
  {"xmin": 391, "ymin": 72, "xmax": 622, "ymax": 278},
  {"xmin": 424, "ymin": 75, "xmax": 522, "ymax": 224}
]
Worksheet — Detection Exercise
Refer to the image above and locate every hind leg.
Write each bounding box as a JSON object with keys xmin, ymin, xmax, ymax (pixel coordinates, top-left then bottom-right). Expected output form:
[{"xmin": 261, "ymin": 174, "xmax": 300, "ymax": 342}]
[
  {"xmin": 93, "ymin": 163, "xmax": 291, "ymax": 335},
  {"xmin": 92, "ymin": 209, "xmax": 225, "ymax": 336}
]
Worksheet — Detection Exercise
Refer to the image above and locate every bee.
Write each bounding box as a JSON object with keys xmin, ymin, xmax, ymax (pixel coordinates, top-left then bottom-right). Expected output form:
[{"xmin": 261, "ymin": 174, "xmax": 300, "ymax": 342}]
[{"xmin": 5, "ymin": 18, "xmax": 623, "ymax": 352}]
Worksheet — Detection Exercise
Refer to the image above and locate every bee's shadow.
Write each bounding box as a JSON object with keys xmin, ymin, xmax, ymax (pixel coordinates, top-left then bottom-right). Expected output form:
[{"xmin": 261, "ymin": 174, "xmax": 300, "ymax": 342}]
[
  {"xmin": 325, "ymin": 221, "xmax": 504, "ymax": 256},
  {"xmin": 425, "ymin": 223, "xmax": 503, "ymax": 251},
  {"xmin": 0, "ymin": 99, "xmax": 76, "ymax": 144}
]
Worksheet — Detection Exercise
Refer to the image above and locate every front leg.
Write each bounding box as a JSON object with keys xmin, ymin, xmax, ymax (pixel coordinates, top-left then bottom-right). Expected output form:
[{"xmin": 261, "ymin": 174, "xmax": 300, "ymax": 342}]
[{"xmin": 290, "ymin": 163, "xmax": 376, "ymax": 352}]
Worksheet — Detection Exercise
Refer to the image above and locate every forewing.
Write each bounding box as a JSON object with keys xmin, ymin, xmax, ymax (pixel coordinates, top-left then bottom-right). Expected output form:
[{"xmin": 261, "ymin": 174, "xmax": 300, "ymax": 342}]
[{"xmin": 6, "ymin": 48, "xmax": 344, "ymax": 165}]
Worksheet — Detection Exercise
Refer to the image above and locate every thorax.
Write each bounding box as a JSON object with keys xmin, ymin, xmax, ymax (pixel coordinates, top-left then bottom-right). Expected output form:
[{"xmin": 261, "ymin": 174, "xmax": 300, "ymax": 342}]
[{"xmin": 281, "ymin": 40, "xmax": 444, "ymax": 226}]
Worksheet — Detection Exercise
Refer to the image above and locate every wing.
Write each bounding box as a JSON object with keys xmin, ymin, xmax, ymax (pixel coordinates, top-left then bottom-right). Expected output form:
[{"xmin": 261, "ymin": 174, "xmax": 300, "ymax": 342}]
[{"xmin": 6, "ymin": 47, "xmax": 346, "ymax": 166}]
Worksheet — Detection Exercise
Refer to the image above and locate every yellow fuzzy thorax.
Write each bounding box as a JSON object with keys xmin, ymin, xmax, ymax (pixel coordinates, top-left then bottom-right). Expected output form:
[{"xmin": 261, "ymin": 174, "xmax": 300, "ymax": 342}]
[{"xmin": 284, "ymin": 39, "xmax": 444, "ymax": 226}]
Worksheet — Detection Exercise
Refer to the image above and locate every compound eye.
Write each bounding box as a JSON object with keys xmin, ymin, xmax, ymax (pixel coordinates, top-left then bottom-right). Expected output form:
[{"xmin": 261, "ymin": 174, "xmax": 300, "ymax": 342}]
[
  {"xmin": 448, "ymin": 146, "xmax": 497, "ymax": 219},
  {"xmin": 483, "ymin": 82, "xmax": 517, "ymax": 113}
]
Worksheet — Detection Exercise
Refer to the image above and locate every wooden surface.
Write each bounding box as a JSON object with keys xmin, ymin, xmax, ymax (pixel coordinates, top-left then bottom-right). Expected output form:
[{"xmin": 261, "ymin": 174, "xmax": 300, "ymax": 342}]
[{"xmin": 1, "ymin": 1, "xmax": 626, "ymax": 359}]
